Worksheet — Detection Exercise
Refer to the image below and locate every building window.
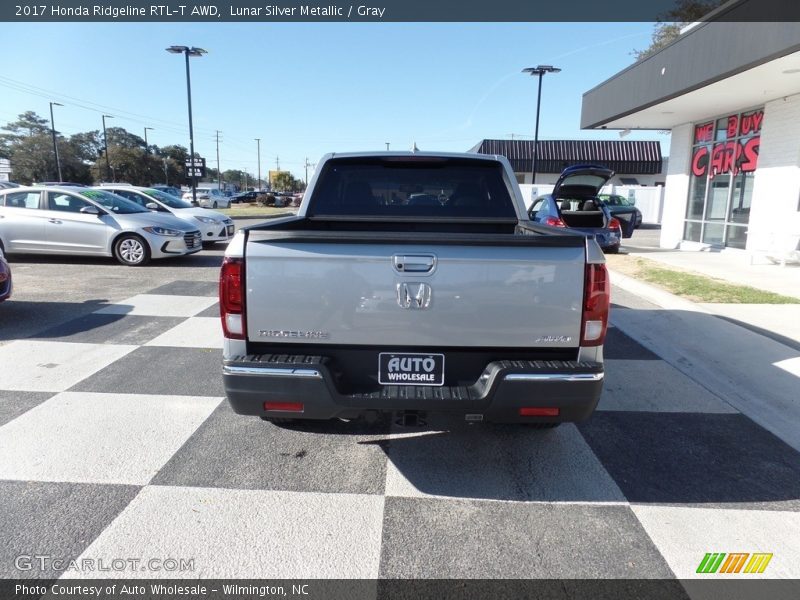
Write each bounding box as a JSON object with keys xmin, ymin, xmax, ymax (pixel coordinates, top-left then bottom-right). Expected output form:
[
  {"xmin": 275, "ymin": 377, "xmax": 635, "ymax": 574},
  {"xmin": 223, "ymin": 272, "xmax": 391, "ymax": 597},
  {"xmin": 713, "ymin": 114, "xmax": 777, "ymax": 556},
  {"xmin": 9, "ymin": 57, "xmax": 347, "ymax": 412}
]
[{"xmin": 684, "ymin": 108, "xmax": 763, "ymax": 248}]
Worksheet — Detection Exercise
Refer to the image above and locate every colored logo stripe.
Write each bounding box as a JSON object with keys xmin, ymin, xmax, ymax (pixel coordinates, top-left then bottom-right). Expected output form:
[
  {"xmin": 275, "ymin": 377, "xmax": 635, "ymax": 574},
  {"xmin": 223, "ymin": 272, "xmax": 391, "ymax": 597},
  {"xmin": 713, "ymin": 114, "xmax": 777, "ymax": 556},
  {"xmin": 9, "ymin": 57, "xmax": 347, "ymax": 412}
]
[
  {"xmin": 744, "ymin": 553, "xmax": 773, "ymax": 574},
  {"xmin": 719, "ymin": 553, "xmax": 749, "ymax": 573},
  {"xmin": 697, "ymin": 553, "xmax": 726, "ymax": 573},
  {"xmin": 697, "ymin": 553, "xmax": 773, "ymax": 574}
]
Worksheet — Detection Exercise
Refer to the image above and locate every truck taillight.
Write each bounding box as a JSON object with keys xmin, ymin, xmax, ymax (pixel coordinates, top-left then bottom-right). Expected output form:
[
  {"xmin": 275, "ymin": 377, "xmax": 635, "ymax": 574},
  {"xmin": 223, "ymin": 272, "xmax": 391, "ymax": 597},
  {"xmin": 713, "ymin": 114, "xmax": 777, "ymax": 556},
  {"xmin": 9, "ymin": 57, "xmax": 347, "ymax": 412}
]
[
  {"xmin": 220, "ymin": 256, "xmax": 246, "ymax": 340},
  {"xmin": 544, "ymin": 216, "xmax": 567, "ymax": 228},
  {"xmin": 581, "ymin": 263, "xmax": 610, "ymax": 347}
]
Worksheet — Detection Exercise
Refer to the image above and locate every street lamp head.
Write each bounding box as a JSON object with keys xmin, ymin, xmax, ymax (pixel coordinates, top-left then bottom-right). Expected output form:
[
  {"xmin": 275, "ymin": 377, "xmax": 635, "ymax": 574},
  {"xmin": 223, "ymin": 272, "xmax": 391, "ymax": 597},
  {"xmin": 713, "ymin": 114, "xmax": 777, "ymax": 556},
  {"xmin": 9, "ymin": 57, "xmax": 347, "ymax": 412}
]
[
  {"xmin": 145, "ymin": 127, "xmax": 154, "ymax": 131},
  {"xmin": 103, "ymin": 114, "xmax": 114, "ymax": 119},
  {"xmin": 523, "ymin": 65, "xmax": 561, "ymax": 76},
  {"xmin": 166, "ymin": 45, "xmax": 189, "ymax": 54},
  {"xmin": 187, "ymin": 47, "xmax": 207, "ymax": 57},
  {"xmin": 50, "ymin": 101, "xmax": 63, "ymax": 107}
]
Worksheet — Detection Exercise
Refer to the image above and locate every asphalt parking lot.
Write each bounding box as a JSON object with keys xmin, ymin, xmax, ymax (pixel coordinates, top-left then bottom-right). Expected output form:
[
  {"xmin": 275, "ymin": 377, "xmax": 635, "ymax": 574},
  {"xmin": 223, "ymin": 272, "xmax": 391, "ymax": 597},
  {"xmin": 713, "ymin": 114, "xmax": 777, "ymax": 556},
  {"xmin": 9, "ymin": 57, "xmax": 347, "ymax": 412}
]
[{"xmin": 1, "ymin": 224, "xmax": 799, "ymax": 584}]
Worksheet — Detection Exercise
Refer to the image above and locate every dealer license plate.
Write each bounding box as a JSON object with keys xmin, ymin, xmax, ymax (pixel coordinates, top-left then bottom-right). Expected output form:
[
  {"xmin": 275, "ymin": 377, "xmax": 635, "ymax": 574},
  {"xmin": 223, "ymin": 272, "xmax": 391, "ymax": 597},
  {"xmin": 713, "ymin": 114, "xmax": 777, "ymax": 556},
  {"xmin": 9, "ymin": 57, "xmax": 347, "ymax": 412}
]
[{"xmin": 378, "ymin": 352, "xmax": 445, "ymax": 386}]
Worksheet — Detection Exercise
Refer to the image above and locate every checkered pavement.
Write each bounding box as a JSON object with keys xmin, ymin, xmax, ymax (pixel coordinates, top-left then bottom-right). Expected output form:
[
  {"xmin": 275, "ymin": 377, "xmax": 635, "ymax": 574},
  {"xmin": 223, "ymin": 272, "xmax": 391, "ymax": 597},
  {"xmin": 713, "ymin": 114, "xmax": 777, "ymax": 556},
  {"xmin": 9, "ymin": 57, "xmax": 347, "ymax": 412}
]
[{"xmin": 1, "ymin": 281, "xmax": 799, "ymax": 581}]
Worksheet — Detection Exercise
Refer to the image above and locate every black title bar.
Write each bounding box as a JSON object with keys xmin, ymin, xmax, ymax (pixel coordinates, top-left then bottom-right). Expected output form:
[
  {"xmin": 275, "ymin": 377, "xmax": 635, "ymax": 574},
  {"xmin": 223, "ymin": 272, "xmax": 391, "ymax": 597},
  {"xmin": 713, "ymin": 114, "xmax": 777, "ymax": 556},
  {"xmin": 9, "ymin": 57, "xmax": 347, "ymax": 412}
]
[{"xmin": 2, "ymin": 0, "xmax": 799, "ymax": 22}]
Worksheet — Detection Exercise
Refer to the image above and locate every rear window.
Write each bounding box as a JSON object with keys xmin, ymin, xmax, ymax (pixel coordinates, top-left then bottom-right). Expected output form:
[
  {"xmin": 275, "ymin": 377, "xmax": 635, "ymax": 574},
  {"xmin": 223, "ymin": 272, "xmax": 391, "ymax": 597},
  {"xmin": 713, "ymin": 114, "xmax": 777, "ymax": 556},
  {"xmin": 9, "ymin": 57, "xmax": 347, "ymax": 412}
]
[{"xmin": 308, "ymin": 157, "xmax": 516, "ymax": 219}]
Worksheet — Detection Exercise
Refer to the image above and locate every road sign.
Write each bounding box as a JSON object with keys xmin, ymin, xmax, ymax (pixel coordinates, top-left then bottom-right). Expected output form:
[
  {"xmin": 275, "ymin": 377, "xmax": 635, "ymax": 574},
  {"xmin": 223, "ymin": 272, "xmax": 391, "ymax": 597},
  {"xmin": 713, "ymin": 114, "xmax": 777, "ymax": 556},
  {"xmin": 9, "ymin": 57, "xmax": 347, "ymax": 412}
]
[{"xmin": 184, "ymin": 157, "xmax": 206, "ymax": 179}]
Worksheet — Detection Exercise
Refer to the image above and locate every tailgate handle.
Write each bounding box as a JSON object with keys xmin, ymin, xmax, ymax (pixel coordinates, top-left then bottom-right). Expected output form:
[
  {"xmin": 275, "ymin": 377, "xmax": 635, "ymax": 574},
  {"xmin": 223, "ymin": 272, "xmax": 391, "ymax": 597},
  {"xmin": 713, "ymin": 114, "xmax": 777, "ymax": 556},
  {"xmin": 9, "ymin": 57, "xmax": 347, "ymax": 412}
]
[{"xmin": 393, "ymin": 254, "xmax": 436, "ymax": 273}]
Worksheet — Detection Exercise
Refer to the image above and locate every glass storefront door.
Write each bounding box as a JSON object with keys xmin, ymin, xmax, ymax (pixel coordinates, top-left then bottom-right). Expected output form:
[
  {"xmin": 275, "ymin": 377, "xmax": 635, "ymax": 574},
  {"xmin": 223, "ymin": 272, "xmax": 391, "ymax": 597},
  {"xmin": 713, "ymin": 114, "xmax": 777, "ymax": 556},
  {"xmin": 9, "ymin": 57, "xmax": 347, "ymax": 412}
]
[{"xmin": 684, "ymin": 108, "xmax": 763, "ymax": 248}]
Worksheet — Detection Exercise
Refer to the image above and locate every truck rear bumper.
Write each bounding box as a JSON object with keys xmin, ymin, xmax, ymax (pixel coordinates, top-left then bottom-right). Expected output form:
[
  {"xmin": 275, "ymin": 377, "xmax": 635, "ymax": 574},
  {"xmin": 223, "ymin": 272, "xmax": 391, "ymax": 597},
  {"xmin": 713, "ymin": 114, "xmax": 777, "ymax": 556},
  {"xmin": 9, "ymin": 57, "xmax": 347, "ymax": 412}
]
[{"xmin": 223, "ymin": 355, "xmax": 603, "ymax": 424}]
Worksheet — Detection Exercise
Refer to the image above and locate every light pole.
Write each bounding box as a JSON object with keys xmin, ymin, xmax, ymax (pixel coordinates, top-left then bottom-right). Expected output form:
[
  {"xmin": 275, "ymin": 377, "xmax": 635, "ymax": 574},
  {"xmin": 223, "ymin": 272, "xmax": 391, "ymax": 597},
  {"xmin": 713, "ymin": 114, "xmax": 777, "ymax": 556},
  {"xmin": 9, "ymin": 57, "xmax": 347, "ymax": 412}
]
[
  {"xmin": 49, "ymin": 102, "xmax": 63, "ymax": 182},
  {"xmin": 102, "ymin": 114, "xmax": 113, "ymax": 182},
  {"xmin": 166, "ymin": 45, "xmax": 207, "ymax": 206},
  {"xmin": 143, "ymin": 127, "xmax": 154, "ymax": 184},
  {"xmin": 143, "ymin": 126, "xmax": 154, "ymax": 151},
  {"xmin": 254, "ymin": 138, "xmax": 261, "ymax": 191},
  {"xmin": 522, "ymin": 65, "xmax": 560, "ymax": 184}
]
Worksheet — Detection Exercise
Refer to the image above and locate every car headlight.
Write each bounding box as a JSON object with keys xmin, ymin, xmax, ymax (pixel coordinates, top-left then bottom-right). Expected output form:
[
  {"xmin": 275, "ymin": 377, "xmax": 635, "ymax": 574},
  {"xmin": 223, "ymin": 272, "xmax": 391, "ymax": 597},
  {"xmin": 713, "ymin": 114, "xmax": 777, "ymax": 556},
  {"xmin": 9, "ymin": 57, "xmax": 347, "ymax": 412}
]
[
  {"xmin": 194, "ymin": 216, "xmax": 218, "ymax": 224},
  {"xmin": 143, "ymin": 226, "xmax": 182, "ymax": 237}
]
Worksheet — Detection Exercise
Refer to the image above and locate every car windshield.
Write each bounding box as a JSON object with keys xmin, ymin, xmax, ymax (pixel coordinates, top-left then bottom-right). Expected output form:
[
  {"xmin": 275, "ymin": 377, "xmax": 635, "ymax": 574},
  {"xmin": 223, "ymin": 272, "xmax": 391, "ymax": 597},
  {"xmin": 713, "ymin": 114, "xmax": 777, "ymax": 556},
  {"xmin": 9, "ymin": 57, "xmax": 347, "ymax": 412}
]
[
  {"xmin": 79, "ymin": 189, "xmax": 148, "ymax": 213},
  {"xmin": 143, "ymin": 188, "xmax": 193, "ymax": 208}
]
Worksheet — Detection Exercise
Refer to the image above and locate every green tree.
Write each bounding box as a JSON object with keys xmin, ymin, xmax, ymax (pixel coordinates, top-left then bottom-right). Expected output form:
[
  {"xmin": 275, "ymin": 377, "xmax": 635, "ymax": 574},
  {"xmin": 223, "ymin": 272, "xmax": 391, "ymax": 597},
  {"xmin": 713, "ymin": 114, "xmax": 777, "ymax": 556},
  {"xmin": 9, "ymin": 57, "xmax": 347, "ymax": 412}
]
[
  {"xmin": 271, "ymin": 171, "xmax": 301, "ymax": 192},
  {"xmin": 633, "ymin": 1, "xmax": 725, "ymax": 61}
]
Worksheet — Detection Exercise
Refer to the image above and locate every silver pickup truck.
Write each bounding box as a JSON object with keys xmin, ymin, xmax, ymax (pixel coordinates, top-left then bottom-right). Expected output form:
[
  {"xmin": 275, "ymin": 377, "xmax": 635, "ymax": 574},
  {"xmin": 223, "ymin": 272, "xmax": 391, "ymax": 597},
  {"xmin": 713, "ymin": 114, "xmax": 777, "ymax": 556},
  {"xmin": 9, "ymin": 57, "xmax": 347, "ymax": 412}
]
[{"xmin": 220, "ymin": 152, "xmax": 609, "ymax": 427}]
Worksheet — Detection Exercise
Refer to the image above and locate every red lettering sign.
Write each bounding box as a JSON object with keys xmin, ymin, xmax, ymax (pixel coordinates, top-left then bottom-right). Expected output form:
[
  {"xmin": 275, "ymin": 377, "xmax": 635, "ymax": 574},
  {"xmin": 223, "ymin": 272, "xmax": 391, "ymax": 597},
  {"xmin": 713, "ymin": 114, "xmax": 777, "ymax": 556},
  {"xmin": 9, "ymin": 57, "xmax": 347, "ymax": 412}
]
[
  {"xmin": 740, "ymin": 110, "xmax": 764, "ymax": 136},
  {"xmin": 692, "ymin": 146, "xmax": 709, "ymax": 177},
  {"xmin": 695, "ymin": 122, "xmax": 714, "ymax": 143},
  {"xmin": 727, "ymin": 115, "xmax": 738, "ymax": 139},
  {"xmin": 739, "ymin": 136, "xmax": 760, "ymax": 172}
]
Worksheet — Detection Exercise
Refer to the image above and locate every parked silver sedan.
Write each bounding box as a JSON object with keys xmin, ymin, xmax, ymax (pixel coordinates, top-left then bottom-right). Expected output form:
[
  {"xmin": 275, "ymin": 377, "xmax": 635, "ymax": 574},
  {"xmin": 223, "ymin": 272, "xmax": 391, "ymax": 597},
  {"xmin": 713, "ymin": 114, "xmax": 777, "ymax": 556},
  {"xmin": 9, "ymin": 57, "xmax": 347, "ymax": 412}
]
[
  {"xmin": 97, "ymin": 185, "xmax": 234, "ymax": 247},
  {"xmin": 0, "ymin": 186, "xmax": 202, "ymax": 266}
]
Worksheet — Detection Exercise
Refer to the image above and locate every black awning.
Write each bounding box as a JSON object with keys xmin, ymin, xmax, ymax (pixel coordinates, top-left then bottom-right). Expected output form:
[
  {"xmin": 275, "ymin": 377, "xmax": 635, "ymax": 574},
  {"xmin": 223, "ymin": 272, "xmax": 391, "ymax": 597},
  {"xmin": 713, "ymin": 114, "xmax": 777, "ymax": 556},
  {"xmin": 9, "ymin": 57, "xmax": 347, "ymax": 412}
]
[{"xmin": 470, "ymin": 139, "xmax": 663, "ymax": 175}]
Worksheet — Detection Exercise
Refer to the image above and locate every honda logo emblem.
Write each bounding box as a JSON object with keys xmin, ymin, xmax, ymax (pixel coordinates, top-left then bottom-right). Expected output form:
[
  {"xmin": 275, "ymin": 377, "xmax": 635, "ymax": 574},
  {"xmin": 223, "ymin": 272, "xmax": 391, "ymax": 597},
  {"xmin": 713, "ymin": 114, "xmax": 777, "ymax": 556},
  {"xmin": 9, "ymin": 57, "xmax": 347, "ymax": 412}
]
[{"xmin": 396, "ymin": 283, "xmax": 432, "ymax": 309}]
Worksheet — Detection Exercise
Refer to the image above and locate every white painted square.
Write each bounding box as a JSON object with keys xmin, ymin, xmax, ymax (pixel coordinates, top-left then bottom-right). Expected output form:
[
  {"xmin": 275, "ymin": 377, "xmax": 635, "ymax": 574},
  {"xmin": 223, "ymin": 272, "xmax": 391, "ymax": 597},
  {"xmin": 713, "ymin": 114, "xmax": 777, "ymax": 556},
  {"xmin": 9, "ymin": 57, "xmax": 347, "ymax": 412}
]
[
  {"xmin": 598, "ymin": 360, "xmax": 738, "ymax": 413},
  {"xmin": 384, "ymin": 418, "xmax": 626, "ymax": 504},
  {"xmin": 94, "ymin": 294, "xmax": 217, "ymax": 318},
  {"xmin": 65, "ymin": 486, "xmax": 385, "ymax": 578},
  {"xmin": 632, "ymin": 505, "xmax": 800, "ymax": 578},
  {"xmin": 145, "ymin": 317, "xmax": 222, "ymax": 349},
  {"xmin": 0, "ymin": 392, "xmax": 221, "ymax": 485},
  {"xmin": 0, "ymin": 341, "xmax": 136, "ymax": 392}
]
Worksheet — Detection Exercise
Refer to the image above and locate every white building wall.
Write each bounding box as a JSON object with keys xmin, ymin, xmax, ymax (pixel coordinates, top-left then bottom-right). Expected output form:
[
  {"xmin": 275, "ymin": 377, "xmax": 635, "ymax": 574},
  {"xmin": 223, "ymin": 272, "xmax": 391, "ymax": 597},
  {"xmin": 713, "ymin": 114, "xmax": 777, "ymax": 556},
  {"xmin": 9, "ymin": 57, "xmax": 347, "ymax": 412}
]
[
  {"xmin": 660, "ymin": 123, "xmax": 693, "ymax": 248},
  {"xmin": 747, "ymin": 93, "xmax": 800, "ymax": 252}
]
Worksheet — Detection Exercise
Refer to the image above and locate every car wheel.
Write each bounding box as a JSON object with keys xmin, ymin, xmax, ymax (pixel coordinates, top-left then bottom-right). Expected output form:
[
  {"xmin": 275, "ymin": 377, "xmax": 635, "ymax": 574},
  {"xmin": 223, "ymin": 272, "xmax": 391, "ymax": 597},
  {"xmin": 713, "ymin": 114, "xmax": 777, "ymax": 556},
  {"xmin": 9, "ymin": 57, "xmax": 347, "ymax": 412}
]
[
  {"xmin": 212, "ymin": 201, "xmax": 218, "ymax": 208},
  {"xmin": 114, "ymin": 234, "xmax": 150, "ymax": 266},
  {"xmin": 604, "ymin": 245, "xmax": 620, "ymax": 254}
]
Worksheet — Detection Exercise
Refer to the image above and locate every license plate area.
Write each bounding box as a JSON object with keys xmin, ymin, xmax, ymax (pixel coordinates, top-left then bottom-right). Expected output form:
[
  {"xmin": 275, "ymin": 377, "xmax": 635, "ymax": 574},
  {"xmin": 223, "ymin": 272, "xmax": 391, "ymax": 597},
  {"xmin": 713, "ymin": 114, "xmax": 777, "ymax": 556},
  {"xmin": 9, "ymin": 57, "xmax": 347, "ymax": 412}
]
[{"xmin": 379, "ymin": 352, "xmax": 445, "ymax": 386}]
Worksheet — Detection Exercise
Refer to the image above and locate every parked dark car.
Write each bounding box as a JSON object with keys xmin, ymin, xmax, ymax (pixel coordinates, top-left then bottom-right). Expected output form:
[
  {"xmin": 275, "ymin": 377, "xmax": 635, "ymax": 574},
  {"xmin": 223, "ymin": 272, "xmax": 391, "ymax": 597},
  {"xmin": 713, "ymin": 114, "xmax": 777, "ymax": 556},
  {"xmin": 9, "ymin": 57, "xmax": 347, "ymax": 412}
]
[
  {"xmin": 230, "ymin": 190, "xmax": 260, "ymax": 204},
  {"xmin": 0, "ymin": 248, "xmax": 11, "ymax": 302},
  {"xmin": 598, "ymin": 193, "xmax": 642, "ymax": 229},
  {"xmin": 528, "ymin": 164, "xmax": 629, "ymax": 253}
]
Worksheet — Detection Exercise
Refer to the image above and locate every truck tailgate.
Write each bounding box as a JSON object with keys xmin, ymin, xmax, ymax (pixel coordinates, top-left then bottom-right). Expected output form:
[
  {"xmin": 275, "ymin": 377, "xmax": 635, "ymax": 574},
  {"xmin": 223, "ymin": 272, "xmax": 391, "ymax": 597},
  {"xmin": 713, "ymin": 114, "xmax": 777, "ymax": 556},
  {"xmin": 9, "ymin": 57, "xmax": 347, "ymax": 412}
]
[{"xmin": 244, "ymin": 237, "xmax": 585, "ymax": 349}]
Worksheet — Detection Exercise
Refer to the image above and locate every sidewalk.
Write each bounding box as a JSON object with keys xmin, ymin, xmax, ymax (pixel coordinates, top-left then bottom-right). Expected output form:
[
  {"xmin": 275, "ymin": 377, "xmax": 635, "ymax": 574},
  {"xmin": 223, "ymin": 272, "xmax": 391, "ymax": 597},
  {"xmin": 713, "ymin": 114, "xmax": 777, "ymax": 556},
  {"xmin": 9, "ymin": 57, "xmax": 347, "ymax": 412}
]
[
  {"xmin": 617, "ymin": 232, "xmax": 800, "ymax": 345},
  {"xmin": 609, "ymin": 269, "xmax": 800, "ymax": 453},
  {"xmin": 624, "ymin": 244, "xmax": 800, "ymax": 300}
]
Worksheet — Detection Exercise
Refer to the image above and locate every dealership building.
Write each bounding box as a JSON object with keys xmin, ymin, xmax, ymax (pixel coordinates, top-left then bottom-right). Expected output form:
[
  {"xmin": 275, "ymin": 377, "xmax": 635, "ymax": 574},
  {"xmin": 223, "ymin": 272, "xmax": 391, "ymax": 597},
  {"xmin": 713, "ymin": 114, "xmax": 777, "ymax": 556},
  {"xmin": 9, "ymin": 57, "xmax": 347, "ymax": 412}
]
[
  {"xmin": 581, "ymin": 9, "xmax": 800, "ymax": 252},
  {"xmin": 470, "ymin": 139, "xmax": 664, "ymax": 187}
]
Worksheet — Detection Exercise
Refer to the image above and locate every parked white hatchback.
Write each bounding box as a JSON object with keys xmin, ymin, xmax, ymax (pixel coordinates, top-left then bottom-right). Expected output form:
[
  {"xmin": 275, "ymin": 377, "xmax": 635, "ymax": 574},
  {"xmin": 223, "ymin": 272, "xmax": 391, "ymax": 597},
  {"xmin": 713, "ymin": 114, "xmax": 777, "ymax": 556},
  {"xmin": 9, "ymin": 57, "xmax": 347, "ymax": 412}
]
[
  {"xmin": 98, "ymin": 185, "xmax": 234, "ymax": 247},
  {"xmin": 182, "ymin": 186, "xmax": 230, "ymax": 209},
  {"xmin": 0, "ymin": 186, "xmax": 202, "ymax": 266}
]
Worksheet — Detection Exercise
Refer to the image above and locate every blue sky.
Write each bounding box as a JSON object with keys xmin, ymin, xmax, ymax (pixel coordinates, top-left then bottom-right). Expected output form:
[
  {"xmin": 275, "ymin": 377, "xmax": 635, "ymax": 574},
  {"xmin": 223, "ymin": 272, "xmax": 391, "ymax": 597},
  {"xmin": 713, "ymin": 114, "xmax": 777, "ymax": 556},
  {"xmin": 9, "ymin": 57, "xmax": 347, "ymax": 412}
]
[{"xmin": 0, "ymin": 22, "xmax": 668, "ymax": 181}]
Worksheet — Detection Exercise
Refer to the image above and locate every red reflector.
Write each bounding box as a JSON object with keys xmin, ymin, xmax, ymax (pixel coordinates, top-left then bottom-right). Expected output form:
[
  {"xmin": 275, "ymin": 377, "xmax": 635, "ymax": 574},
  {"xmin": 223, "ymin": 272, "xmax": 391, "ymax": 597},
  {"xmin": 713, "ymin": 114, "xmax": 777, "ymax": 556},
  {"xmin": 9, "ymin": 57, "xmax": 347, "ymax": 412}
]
[
  {"xmin": 608, "ymin": 217, "xmax": 622, "ymax": 233},
  {"xmin": 264, "ymin": 402, "xmax": 304, "ymax": 413},
  {"xmin": 519, "ymin": 407, "xmax": 560, "ymax": 417}
]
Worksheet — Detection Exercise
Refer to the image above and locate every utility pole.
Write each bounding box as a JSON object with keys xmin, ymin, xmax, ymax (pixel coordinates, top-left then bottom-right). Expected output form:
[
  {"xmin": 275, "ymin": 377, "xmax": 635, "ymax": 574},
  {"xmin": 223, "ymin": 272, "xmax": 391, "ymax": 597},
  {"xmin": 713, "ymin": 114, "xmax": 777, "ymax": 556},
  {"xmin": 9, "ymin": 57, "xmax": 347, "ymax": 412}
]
[
  {"xmin": 304, "ymin": 157, "xmax": 310, "ymax": 187},
  {"xmin": 254, "ymin": 138, "xmax": 261, "ymax": 191},
  {"xmin": 215, "ymin": 130, "xmax": 222, "ymax": 191},
  {"xmin": 385, "ymin": 142, "xmax": 390, "ymax": 151},
  {"xmin": 49, "ymin": 102, "xmax": 63, "ymax": 182},
  {"xmin": 163, "ymin": 158, "xmax": 168, "ymax": 185},
  {"xmin": 143, "ymin": 127, "xmax": 154, "ymax": 184},
  {"xmin": 276, "ymin": 155, "xmax": 280, "ymax": 171},
  {"xmin": 102, "ymin": 114, "xmax": 113, "ymax": 182}
]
